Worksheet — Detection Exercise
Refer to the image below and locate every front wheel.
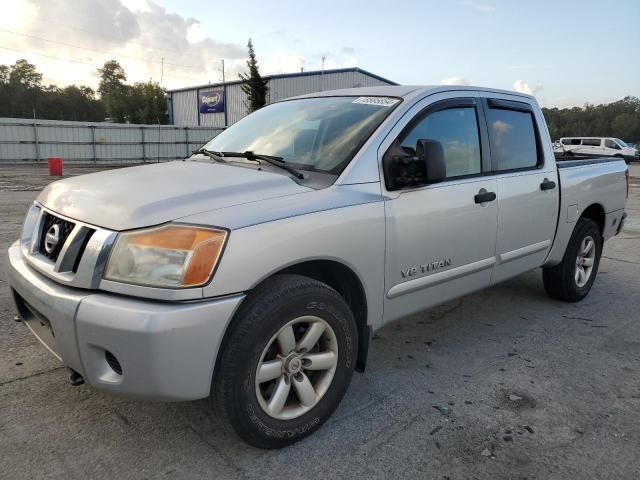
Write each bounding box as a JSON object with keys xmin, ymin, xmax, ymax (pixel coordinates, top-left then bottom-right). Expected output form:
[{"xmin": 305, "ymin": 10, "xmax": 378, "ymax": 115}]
[
  {"xmin": 543, "ymin": 218, "xmax": 602, "ymax": 302},
  {"xmin": 211, "ymin": 274, "xmax": 357, "ymax": 448}
]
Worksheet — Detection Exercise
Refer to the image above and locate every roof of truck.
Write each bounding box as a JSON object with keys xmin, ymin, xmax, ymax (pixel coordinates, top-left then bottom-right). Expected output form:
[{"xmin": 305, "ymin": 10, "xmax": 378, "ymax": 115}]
[{"xmin": 289, "ymin": 85, "xmax": 535, "ymax": 102}]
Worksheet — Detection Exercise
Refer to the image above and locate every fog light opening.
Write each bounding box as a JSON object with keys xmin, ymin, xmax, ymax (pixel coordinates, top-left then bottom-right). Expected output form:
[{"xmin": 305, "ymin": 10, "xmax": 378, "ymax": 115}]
[{"xmin": 105, "ymin": 350, "xmax": 123, "ymax": 376}]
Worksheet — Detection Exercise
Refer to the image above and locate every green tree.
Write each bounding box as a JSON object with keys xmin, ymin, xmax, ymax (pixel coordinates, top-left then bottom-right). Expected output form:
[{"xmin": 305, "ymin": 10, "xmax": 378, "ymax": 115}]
[
  {"xmin": 0, "ymin": 59, "xmax": 42, "ymax": 118},
  {"xmin": 238, "ymin": 39, "xmax": 268, "ymax": 113},
  {"xmin": 55, "ymin": 86, "xmax": 105, "ymax": 121},
  {"xmin": 9, "ymin": 59, "xmax": 42, "ymax": 88},
  {"xmin": 542, "ymin": 96, "xmax": 640, "ymax": 143},
  {"xmin": 97, "ymin": 60, "xmax": 126, "ymax": 97},
  {"xmin": 0, "ymin": 65, "xmax": 9, "ymax": 83},
  {"xmin": 127, "ymin": 81, "xmax": 168, "ymax": 124},
  {"xmin": 97, "ymin": 60, "xmax": 129, "ymax": 122}
]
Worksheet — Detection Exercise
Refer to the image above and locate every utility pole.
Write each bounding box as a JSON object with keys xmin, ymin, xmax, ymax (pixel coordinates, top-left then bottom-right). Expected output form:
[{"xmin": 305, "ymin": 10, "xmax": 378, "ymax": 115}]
[
  {"xmin": 160, "ymin": 57, "xmax": 165, "ymax": 86},
  {"xmin": 321, "ymin": 56, "xmax": 326, "ymax": 91},
  {"xmin": 33, "ymin": 108, "xmax": 40, "ymax": 162},
  {"xmin": 221, "ymin": 59, "xmax": 228, "ymax": 127}
]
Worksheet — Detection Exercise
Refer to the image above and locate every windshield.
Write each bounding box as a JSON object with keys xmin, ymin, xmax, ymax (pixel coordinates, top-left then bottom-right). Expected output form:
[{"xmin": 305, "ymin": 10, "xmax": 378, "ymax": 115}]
[
  {"xmin": 614, "ymin": 138, "xmax": 629, "ymax": 147},
  {"xmin": 202, "ymin": 96, "xmax": 400, "ymax": 174}
]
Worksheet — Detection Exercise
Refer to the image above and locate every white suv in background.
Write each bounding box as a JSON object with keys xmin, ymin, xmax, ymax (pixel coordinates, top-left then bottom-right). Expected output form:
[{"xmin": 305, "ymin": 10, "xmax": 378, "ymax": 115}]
[{"xmin": 555, "ymin": 137, "xmax": 638, "ymax": 163}]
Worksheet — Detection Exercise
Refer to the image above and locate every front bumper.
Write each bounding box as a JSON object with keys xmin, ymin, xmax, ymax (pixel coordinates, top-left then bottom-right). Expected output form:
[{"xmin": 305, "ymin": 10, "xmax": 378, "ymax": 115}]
[{"xmin": 7, "ymin": 241, "xmax": 244, "ymax": 401}]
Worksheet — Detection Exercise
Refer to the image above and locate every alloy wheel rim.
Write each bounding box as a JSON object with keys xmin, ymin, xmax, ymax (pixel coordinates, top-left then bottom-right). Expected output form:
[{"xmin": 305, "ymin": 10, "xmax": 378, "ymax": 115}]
[
  {"xmin": 575, "ymin": 235, "xmax": 596, "ymax": 288},
  {"xmin": 255, "ymin": 316, "xmax": 338, "ymax": 420}
]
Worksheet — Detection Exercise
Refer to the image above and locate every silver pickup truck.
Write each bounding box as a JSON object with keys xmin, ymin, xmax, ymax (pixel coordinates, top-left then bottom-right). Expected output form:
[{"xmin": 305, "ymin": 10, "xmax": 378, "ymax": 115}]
[{"xmin": 7, "ymin": 86, "xmax": 629, "ymax": 448}]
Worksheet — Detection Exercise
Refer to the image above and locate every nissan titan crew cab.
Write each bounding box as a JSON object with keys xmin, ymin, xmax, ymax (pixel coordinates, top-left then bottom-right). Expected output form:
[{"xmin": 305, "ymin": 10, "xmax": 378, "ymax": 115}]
[{"xmin": 7, "ymin": 86, "xmax": 629, "ymax": 448}]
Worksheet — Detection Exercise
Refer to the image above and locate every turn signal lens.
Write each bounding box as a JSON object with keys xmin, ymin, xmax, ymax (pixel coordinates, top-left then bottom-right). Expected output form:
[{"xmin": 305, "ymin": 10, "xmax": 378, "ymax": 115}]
[{"xmin": 104, "ymin": 225, "xmax": 227, "ymax": 288}]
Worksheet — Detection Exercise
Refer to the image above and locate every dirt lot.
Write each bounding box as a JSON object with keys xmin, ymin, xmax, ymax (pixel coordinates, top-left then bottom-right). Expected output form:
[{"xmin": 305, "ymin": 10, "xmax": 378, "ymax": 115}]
[{"xmin": 1, "ymin": 163, "xmax": 639, "ymax": 479}]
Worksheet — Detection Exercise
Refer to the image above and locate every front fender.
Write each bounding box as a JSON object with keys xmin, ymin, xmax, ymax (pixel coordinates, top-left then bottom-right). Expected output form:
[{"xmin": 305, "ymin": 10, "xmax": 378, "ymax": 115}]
[{"xmin": 202, "ymin": 200, "xmax": 386, "ymax": 331}]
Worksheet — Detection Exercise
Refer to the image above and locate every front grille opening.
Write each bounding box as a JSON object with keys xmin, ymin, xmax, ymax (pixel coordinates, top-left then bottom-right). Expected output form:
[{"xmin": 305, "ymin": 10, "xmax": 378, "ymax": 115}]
[
  {"xmin": 38, "ymin": 212, "xmax": 75, "ymax": 262},
  {"xmin": 72, "ymin": 229, "xmax": 95, "ymax": 273},
  {"xmin": 105, "ymin": 350, "xmax": 123, "ymax": 376}
]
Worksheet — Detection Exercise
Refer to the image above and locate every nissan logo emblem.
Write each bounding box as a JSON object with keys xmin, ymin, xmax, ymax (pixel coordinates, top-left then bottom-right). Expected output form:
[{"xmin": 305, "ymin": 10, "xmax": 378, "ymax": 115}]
[{"xmin": 44, "ymin": 224, "xmax": 61, "ymax": 254}]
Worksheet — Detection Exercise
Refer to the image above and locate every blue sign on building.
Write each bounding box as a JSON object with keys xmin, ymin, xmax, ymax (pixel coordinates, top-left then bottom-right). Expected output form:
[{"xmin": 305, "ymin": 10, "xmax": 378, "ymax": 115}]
[{"xmin": 199, "ymin": 88, "xmax": 225, "ymax": 114}]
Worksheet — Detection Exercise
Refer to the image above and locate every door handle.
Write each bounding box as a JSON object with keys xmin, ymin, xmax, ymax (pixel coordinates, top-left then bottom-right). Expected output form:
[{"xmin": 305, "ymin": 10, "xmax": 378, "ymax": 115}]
[
  {"xmin": 540, "ymin": 178, "xmax": 556, "ymax": 191},
  {"xmin": 474, "ymin": 189, "xmax": 497, "ymax": 204}
]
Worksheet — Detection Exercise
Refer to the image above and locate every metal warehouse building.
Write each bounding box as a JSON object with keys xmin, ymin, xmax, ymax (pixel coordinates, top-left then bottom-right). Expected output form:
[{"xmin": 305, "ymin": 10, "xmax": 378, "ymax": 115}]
[{"xmin": 167, "ymin": 67, "xmax": 397, "ymax": 127}]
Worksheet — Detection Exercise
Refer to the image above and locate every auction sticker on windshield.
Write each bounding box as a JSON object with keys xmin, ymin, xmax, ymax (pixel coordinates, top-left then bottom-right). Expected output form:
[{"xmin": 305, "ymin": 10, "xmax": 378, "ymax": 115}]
[{"xmin": 352, "ymin": 97, "xmax": 400, "ymax": 107}]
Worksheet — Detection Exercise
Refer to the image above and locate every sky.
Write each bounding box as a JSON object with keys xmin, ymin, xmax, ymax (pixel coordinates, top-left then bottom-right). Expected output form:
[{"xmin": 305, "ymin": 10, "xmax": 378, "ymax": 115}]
[{"xmin": 1, "ymin": 0, "xmax": 638, "ymax": 108}]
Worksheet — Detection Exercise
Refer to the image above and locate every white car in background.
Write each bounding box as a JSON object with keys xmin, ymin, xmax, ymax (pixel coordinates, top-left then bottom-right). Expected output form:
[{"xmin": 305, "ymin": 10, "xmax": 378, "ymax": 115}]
[{"xmin": 554, "ymin": 137, "xmax": 638, "ymax": 163}]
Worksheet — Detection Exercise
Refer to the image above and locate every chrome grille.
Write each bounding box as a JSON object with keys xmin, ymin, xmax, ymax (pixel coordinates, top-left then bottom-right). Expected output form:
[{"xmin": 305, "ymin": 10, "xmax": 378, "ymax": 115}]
[
  {"xmin": 20, "ymin": 203, "xmax": 117, "ymax": 289},
  {"xmin": 38, "ymin": 212, "xmax": 75, "ymax": 261}
]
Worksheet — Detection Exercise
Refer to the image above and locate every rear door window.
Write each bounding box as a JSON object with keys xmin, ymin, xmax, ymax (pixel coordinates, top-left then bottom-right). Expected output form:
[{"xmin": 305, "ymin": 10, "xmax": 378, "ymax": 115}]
[{"xmin": 486, "ymin": 106, "xmax": 539, "ymax": 171}]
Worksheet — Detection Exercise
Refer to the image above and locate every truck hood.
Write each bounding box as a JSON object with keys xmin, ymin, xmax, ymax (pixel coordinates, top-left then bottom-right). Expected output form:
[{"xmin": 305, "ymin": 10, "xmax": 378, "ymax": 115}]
[{"xmin": 37, "ymin": 161, "xmax": 312, "ymax": 231}]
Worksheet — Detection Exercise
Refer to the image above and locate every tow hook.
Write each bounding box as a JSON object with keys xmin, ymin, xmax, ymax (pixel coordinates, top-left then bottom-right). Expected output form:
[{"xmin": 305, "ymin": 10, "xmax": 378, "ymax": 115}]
[{"xmin": 68, "ymin": 368, "xmax": 85, "ymax": 386}]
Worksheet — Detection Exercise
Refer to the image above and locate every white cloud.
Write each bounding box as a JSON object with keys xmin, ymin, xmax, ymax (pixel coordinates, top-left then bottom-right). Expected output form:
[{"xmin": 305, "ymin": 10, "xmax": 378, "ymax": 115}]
[
  {"xmin": 322, "ymin": 54, "xmax": 358, "ymax": 71},
  {"xmin": 262, "ymin": 51, "xmax": 305, "ymax": 74},
  {"xmin": 0, "ymin": 1, "xmax": 38, "ymax": 30},
  {"xmin": 0, "ymin": 0, "xmax": 247, "ymax": 90},
  {"xmin": 513, "ymin": 79, "xmax": 543, "ymax": 96},
  {"xmin": 186, "ymin": 23, "xmax": 208, "ymax": 44},
  {"xmin": 120, "ymin": 0, "xmax": 153, "ymax": 12},
  {"xmin": 441, "ymin": 77, "xmax": 470, "ymax": 86},
  {"xmin": 1, "ymin": 3, "xmax": 363, "ymax": 91}
]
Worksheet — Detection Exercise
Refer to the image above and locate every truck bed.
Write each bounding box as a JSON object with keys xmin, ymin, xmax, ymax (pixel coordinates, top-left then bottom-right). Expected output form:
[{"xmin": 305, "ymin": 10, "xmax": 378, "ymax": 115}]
[
  {"xmin": 556, "ymin": 156, "xmax": 624, "ymax": 168},
  {"xmin": 544, "ymin": 157, "xmax": 628, "ymax": 265}
]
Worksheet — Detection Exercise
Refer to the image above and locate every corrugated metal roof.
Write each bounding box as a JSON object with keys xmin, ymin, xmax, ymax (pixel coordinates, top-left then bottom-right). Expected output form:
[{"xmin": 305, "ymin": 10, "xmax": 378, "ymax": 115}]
[{"xmin": 166, "ymin": 67, "xmax": 397, "ymax": 93}]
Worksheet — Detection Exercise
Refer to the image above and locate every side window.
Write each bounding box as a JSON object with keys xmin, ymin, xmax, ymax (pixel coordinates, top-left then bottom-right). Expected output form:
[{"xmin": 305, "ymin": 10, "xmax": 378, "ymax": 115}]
[
  {"xmin": 605, "ymin": 139, "xmax": 618, "ymax": 149},
  {"xmin": 486, "ymin": 107, "xmax": 538, "ymax": 170},
  {"xmin": 399, "ymin": 107, "xmax": 481, "ymax": 178},
  {"xmin": 582, "ymin": 138, "xmax": 601, "ymax": 146}
]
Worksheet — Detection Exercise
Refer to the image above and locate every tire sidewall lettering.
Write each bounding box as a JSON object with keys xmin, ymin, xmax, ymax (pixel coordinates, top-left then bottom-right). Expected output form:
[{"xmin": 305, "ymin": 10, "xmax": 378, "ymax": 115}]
[{"xmin": 305, "ymin": 300, "xmax": 354, "ymax": 368}]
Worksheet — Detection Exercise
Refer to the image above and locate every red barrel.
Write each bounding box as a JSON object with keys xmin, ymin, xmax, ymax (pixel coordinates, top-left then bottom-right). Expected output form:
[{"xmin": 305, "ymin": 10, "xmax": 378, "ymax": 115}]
[{"xmin": 48, "ymin": 157, "xmax": 63, "ymax": 176}]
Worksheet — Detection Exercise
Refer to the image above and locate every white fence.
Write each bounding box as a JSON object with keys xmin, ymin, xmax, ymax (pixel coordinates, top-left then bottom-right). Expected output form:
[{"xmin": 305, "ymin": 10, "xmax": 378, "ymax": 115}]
[{"xmin": 0, "ymin": 118, "xmax": 224, "ymax": 163}]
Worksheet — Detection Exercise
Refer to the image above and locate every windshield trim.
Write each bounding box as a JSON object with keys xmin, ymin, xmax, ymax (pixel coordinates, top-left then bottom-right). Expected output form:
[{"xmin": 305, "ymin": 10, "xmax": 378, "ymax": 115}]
[{"xmin": 204, "ymin": 95, "xmax": 403, "ymax": 178}]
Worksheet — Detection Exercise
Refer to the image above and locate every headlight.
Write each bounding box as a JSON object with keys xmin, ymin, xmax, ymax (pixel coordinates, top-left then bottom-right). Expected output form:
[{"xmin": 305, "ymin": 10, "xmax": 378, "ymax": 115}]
[
  {"xmin": 20, "ymin": 203, "xmax": 41, "ymax": 248},
  {"xmin": 104, "ymin": 225, "xmax": 227, "ymax": 288}
]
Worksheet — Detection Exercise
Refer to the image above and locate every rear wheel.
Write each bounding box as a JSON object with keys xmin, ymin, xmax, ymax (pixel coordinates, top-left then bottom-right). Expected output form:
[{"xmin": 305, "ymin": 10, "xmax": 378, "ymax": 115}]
[
  {"xmin": 211, "ymin": 274, "xmax": 357, "ymax": 449},
  {"xmin": 543, "ymin": 218, "xmax": 602, "ymax": 302}
]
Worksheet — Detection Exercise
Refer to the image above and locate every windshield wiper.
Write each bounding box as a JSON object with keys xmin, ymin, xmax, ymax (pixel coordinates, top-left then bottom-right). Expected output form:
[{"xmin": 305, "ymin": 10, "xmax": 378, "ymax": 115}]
[
  {"xmin": 213, "ymin": 151, "xmax": 304, "ymax": 179},
  {"xmin": 191, "ymin": 147, "xmax": 227, "ymax": 163}
]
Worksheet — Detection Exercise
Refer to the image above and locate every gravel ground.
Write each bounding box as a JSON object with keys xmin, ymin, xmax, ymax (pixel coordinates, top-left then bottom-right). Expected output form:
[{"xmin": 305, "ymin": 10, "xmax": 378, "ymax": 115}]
[{"xmin": 1, "ymin": 163, "xmax": 639, "ymax": 480}]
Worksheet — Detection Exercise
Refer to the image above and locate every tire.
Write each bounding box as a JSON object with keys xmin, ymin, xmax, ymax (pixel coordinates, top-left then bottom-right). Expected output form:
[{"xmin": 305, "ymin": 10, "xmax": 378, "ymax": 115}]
[
  {"xmin": 543, "ymin": 218, "xmax": 602, "ymax": 302},
  {"xmin": 211, "ymin": 274, "xmax": 358, "ymax": 449}
]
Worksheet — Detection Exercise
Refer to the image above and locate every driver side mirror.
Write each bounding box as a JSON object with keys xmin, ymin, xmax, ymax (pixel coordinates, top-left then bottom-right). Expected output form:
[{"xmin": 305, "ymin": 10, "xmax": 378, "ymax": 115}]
[{"xmin": 383, "ymin": 139, "xmax": 446, "ymax": 190}]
